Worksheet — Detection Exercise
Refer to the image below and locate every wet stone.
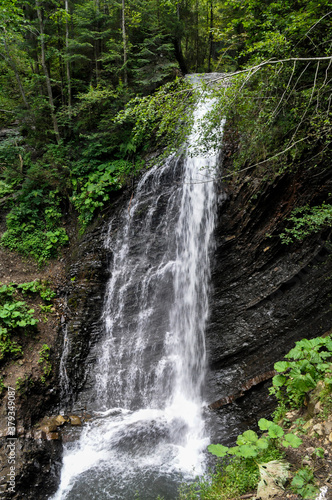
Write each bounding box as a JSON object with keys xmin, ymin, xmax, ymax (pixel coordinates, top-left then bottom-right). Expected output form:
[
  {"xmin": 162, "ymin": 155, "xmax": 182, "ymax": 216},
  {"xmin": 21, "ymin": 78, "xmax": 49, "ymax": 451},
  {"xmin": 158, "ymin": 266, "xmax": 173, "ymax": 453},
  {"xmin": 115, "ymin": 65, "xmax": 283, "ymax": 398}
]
[{"xmin": 69, "ymin": 415, "xmax": 82, "ymax": 426}]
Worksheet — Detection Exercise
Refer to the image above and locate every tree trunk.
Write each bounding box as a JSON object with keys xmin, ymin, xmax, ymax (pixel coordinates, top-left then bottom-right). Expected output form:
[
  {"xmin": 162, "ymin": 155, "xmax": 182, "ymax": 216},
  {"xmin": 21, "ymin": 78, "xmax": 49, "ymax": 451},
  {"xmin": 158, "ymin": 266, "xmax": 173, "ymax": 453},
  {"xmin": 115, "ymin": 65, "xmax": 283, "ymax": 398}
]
[
  {"xmin": 173, "ymin": 38, "xmax": 188, "ymax": 75},
  {"xmin": 174, "ymin": 0, "xmax": 187, "ymax": 75},
  {"xmin": 195, "ymin": 0, "xmax": 199, "ymax": 73},
  {"xmin": 65, "ymin": 0, "xmax": 72, "ymax": 112},
  {"xmin": 207, "ymin": 0, "xmax": 213, "ymax": 72},
  {"xmin": 35, "ymin": 0, "xmax": 61, "ymax": 144},
  {"xmin": 2, "ymin": 32, "xmax": 29, "ymax": 109},
  {"xmin": 122, "ymin": 0, "xmax": 127, "ymax": 85}
]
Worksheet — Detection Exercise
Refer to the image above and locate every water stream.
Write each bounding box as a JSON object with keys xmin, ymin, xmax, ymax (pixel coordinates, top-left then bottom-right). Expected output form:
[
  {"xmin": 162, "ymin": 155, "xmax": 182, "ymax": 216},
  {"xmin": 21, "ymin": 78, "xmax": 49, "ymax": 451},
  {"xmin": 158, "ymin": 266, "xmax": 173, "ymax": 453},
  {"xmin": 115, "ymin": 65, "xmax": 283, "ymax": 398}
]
[{"xmin": 52, "ymin": 91, "xmax": 222, "ymax": 500}]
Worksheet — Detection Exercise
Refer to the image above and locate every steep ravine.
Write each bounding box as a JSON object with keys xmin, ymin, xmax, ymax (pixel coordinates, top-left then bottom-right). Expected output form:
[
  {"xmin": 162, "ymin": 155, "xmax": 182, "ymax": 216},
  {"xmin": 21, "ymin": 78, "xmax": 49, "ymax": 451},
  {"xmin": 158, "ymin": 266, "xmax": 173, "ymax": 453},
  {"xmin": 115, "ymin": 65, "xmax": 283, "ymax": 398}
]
[{"xmin": 1, "ymin": 151, "xmax": 332, "ymax": 498}]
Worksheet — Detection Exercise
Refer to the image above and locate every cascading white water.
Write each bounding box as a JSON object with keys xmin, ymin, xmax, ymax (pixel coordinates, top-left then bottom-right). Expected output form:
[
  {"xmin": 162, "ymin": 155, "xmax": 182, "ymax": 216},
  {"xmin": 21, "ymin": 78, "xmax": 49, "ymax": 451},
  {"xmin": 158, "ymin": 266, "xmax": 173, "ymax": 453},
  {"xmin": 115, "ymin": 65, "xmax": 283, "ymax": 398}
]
[{"xmin": 53, "ymin": 91, "xmax": 223, "ymax": 500}]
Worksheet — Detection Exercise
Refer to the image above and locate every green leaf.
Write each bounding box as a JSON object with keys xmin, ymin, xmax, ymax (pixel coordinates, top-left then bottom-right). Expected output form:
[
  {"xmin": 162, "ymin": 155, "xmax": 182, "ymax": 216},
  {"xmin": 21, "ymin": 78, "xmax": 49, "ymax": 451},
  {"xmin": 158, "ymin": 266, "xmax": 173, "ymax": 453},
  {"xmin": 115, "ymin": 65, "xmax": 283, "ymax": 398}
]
[
  {"xmin": 258, "ymin": 418, "xmax": 273, "ymax": 431},
  {"xmin": 274, "ymin": 361, "xmax": 291, "ymax": 372},
  {"xmin": 242, "ymin": 430, "xmax": 258, "ymax": 443},
  {"xmin": 257, "ymin": 437, "xmax": 269, "ymax": 450},
  {"xmin": 237, "ymin": 444, "xmax": 258, "ymax": 458},
  {"xmin": 282, "ymin": 433, "xmax": 302, "ymax": 448},
  {"xmin": 291, "ymin": 474, "xmax": 305, "ymax": 488},
  {"xmin": 273, "ymin": 374, "xmax": 287, "ymax": 387},
  {"xmin": 207, "ymin": 444, "xmax": 229, "ymax": 457},
  {"xmin": 267, "ymin": 423, "xmax": 284, "ymax": 439}
]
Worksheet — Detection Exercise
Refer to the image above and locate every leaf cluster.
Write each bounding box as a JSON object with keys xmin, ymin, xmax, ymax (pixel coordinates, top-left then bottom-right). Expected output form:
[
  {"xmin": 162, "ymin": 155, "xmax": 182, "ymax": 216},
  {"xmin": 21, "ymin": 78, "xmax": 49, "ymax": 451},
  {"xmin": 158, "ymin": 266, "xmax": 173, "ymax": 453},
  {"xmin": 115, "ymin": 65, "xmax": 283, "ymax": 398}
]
[
  {"xmin": 71, "ymin": 159, "xmax": 139, "ymax": 229},
  {"xmin": 0, "ymin": 279, "xmax": 55, "ymax": 363},
  {"xmin": 208, "ymin": 418, "xmax": 301, "ymax": 460},
  {"xmin": 38, "ymin": 343, "xmax": 52, "ymax": 382},
  {"xmin": 280, "ymin": 204, "xmax": 332, "ymax": 244},
  {"xmin": 1, "ymin": 188, "xmax": 69, "ymax": 265},
  {"xmin": 291, "ymin": 467, "xmax": 318, "ymax": 499},
  {"xmin": 271, "ymin": 336, "xmax": 332, "ymax": 408}
]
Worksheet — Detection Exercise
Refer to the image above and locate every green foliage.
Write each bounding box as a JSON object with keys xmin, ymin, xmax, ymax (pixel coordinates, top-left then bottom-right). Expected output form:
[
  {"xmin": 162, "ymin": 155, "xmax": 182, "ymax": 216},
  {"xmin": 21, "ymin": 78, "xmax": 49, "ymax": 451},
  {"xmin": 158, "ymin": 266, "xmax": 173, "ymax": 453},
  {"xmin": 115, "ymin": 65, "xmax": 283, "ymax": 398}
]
[
  {"xmin": 38, "ymin": 344, "xmax": 52, "ymax": 382},
  {"xmin": 115, "ymin": 78, "xmax": 196, "ymax": 154},
  {"xmin": 0, "ymin": 326, "xmax": 23, "ymax": 360},
  {"xmin": 188, "ymin": 334, "xmax": 331, "ymax": 500},
  {"xmin": 280, "ymin": 204, "xmax": 332, "ymax": 244},
  {"xmin": 0, "ymin": 136, "xmax": 24, "ymax": 184},
  {"xmin": 0, "ymin": 301, "xmax": 37, "ymax": 362},
  {"xmin": 15, "ymin": 374, "xmax": 33, "ymax": 394},
  {"xmin": 0, "ymin": 279, "xmax": 55, "ymax": 363},
  {"xmin": 17, "ymin": 280, "xmax": 56, "ymax": 302},
  {"xmin": 291, "ymin": 467, "xmax": 318, "ymax": 499},
  {"xmin": 1, "ymin": 189, "xmax": 68, "ymax": 264},
  {"xmin": 0, "ymin": 301, "xmax": 37, "ymax": 329},
  {"xmin": 179, "ymin": 448, "xmax": 282, "ymax": 500},
  {"xmin": 270, "ymin": 336, "xmax": 332, "ymax": 408},
  {"xmin": 71, "ymin": 159, "xmax": 139, "ymax": 228},
  {"xmin": 208, "ymin": 418, "xmax": 301, "ymax": 461}
]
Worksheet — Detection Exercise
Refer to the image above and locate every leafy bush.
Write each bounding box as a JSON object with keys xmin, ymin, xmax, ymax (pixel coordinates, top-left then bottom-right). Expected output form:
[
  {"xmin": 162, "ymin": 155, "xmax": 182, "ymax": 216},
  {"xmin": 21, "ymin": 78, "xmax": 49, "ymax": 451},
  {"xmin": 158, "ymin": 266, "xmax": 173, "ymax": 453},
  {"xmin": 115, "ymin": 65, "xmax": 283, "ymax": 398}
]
[
  {"xmin": 71, "ymin": 159, "xmax": 138, "ymax": 228},
  {"xmin": 291, "ymin": 467, "xmax": 318, "ymax": 499},
  {"xmin": 115, "ymin": 78, "xmax": 196, "ymax": 155},
  {"xmin": 0, "ymin": 280, "xmax": 55, "ymax": 362},
  {"xmin": 179, "ymin": 446, "xmax": 283, "ymax": 500},
  {"xmin": 0, "ymin": 136, "xmax": 25, "ymax": 183},
  {"xmin": 280, "ymin": 204, "xmax": 332, "ymax": 244},
  {"xmin": 199, "ymin": 335, "xmax": 332, "ymax": 500},
  {"xmin": 270, "ymin": 336, "xmax": 332, "ymax": 408},
  {"xmin": 208, "ymin": 418, "xmax": 301, "ymax": 460},
  {"xmin": 0, "ymin": 302, "xmax": 38, "ymax": 362},
  {"xmin": 1, "ymin": 189, "xmax": 68, "ymax": 264},
  {"xmin": 0, "ymin": 327, "xmax": 23, "ymax": 361},
  {"xmin": 17, "ymin": 280, "xmax": 56, "ymax": 302}
]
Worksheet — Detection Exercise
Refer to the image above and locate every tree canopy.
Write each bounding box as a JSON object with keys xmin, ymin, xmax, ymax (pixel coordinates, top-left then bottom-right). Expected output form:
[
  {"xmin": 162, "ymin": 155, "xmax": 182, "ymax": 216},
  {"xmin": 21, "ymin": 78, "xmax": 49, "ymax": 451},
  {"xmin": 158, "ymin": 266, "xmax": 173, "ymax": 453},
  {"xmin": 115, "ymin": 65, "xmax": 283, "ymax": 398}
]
[{"xmin": 0, "ymin": 0, "xmax": 331, "ymax": 261}]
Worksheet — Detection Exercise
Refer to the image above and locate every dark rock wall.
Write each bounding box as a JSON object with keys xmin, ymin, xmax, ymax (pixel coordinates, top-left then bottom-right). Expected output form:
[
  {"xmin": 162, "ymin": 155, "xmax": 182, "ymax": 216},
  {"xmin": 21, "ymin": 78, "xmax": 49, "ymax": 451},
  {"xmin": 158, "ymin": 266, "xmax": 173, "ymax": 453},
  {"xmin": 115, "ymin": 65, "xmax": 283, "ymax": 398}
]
[
  {"xmin": 57, "ymin": 191, "xmax": 128, "ymax": 411},
  {"xmin": 205, "ymin": 165, "xmax": 332, "ymax": 406}
]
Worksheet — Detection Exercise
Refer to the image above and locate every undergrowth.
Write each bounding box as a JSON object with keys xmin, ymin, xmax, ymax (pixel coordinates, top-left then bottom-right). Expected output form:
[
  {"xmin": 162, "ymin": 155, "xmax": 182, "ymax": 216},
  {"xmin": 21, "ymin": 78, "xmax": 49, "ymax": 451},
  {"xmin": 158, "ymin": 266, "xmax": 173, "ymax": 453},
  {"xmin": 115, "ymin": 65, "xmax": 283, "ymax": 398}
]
[
  {"xmin": 178, "ymin": 334, "xmax": 332, "ymax": 500},
  {"xmin": 1, "ymin": 189, "xmax": 68, "ymax": 265},
  {"xmin": 0, "ymin": 280, "xmax": 55, "ymax": 363}
]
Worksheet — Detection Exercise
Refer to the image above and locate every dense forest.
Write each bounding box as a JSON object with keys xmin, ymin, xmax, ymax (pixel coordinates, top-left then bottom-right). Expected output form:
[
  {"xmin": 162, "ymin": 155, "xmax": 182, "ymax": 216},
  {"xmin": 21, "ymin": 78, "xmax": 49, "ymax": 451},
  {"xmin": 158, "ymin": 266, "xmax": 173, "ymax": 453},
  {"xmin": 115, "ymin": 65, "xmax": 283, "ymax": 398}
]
[{"xmin": 0, "ymin": 0, "xmax": 331, "ymax": 263}]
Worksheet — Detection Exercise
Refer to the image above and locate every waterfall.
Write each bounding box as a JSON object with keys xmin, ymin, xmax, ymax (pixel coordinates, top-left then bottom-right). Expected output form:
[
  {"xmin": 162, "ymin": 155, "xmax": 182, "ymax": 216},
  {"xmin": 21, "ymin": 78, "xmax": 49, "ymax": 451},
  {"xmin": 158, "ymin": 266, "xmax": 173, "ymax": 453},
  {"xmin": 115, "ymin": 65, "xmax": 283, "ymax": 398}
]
[{"xmin": 53, "ymin": 90, "xmax": 222, "ymax": 500}]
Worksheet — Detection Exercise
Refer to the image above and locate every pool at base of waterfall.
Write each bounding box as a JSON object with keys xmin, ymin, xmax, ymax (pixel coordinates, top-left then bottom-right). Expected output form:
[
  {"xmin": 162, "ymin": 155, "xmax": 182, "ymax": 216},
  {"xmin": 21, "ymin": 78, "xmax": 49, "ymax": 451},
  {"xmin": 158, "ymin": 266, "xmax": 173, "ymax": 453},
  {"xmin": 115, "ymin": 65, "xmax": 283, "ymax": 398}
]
[{"xmin": 52, "ymin": 404, "xmax": 210, "ymax": 500}]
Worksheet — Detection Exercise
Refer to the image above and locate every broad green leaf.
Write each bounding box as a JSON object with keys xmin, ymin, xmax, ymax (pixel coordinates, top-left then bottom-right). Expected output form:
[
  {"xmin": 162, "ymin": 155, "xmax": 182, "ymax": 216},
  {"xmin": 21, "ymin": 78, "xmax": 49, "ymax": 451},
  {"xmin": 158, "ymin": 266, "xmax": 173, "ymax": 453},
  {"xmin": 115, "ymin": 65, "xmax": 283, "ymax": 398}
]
[
  {"xmin": 258, "ymin": 418, "xmax": 273, "ymax": 431},
  {"xmin": 272, "ymin": 374, "xmax": 287, "ymax": 387},
  {"xmin": 207, "ymin": 444, "xmax": 229, "ymax": 457},
  {"xmin": 274, "ymin": 361, "xmax": 290, "ymax": 372},
  {"xmin": 237, "ymin": 444, "xmax": 258, "ymax": 458},
  {"xmin": 257, "ymin": 437, "xmax": 269, "ymax": 450},
  {"xmin": 282, "ymin": 433, "xmax": 302, "ymax": 448},
  {"xmin": 267, "ymin": 423, "xmax": 284, "ymax": 439},
  {"xmin": 242, "ymin": 430, "xmax": 258, "ymax": 443}
]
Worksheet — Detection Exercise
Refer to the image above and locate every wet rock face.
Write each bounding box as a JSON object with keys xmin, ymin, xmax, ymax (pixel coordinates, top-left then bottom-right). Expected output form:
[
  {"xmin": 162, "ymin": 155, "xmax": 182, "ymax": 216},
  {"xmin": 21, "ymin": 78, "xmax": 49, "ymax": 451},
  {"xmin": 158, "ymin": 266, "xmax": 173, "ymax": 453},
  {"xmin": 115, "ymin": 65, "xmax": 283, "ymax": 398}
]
[
  {"xmin": 57, "ymin": 213, "xmax": 112, "ymax": 410},
  {"xmin": 205, "ymin": 167, "xmax": 332, "ymax": 406},
  {"xmin": 0, "ymin": 437, "xmax": 62, "ymax": 499}
]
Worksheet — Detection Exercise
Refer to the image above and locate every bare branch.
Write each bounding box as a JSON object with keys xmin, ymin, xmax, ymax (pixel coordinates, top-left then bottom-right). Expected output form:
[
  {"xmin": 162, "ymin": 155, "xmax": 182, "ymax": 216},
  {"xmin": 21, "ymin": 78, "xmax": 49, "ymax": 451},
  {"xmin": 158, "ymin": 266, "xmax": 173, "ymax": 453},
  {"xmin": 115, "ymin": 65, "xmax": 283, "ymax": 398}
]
[
  {"xmin": 269, "ymin": 60, "xmax": 296, "ymax": 122},
  {"xmin": 186, "ymin": 136, "xmax": 311, "ymax": 185},
  {"xmin": 288, "ymin": 61, "xmax": 320, "ymax": 146},
  {"xmin": 209, "ymin": 56, "xmax": 332, "ymax": 85}
]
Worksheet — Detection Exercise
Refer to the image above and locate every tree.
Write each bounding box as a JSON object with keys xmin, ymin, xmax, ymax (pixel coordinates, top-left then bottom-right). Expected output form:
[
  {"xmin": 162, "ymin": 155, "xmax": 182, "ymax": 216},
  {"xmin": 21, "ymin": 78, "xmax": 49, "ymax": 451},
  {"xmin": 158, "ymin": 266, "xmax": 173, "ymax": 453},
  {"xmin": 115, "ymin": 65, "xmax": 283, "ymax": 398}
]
[
  {"xmin": 35, "ymin": 0, "xmax": 61, "ymax": 143},
  {"xmin": 0, "ymin": 0, "xmax": 30, "ymax": 110}
]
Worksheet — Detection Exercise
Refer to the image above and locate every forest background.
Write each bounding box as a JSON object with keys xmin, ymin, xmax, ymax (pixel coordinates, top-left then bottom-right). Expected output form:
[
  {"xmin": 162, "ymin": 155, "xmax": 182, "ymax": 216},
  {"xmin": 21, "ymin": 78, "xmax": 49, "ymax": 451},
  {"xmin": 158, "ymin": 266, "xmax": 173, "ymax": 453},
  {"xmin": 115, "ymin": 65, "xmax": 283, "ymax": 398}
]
[{"xmin": 0, "ymin": 0, "xmax": 331, "ymax": 264}]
